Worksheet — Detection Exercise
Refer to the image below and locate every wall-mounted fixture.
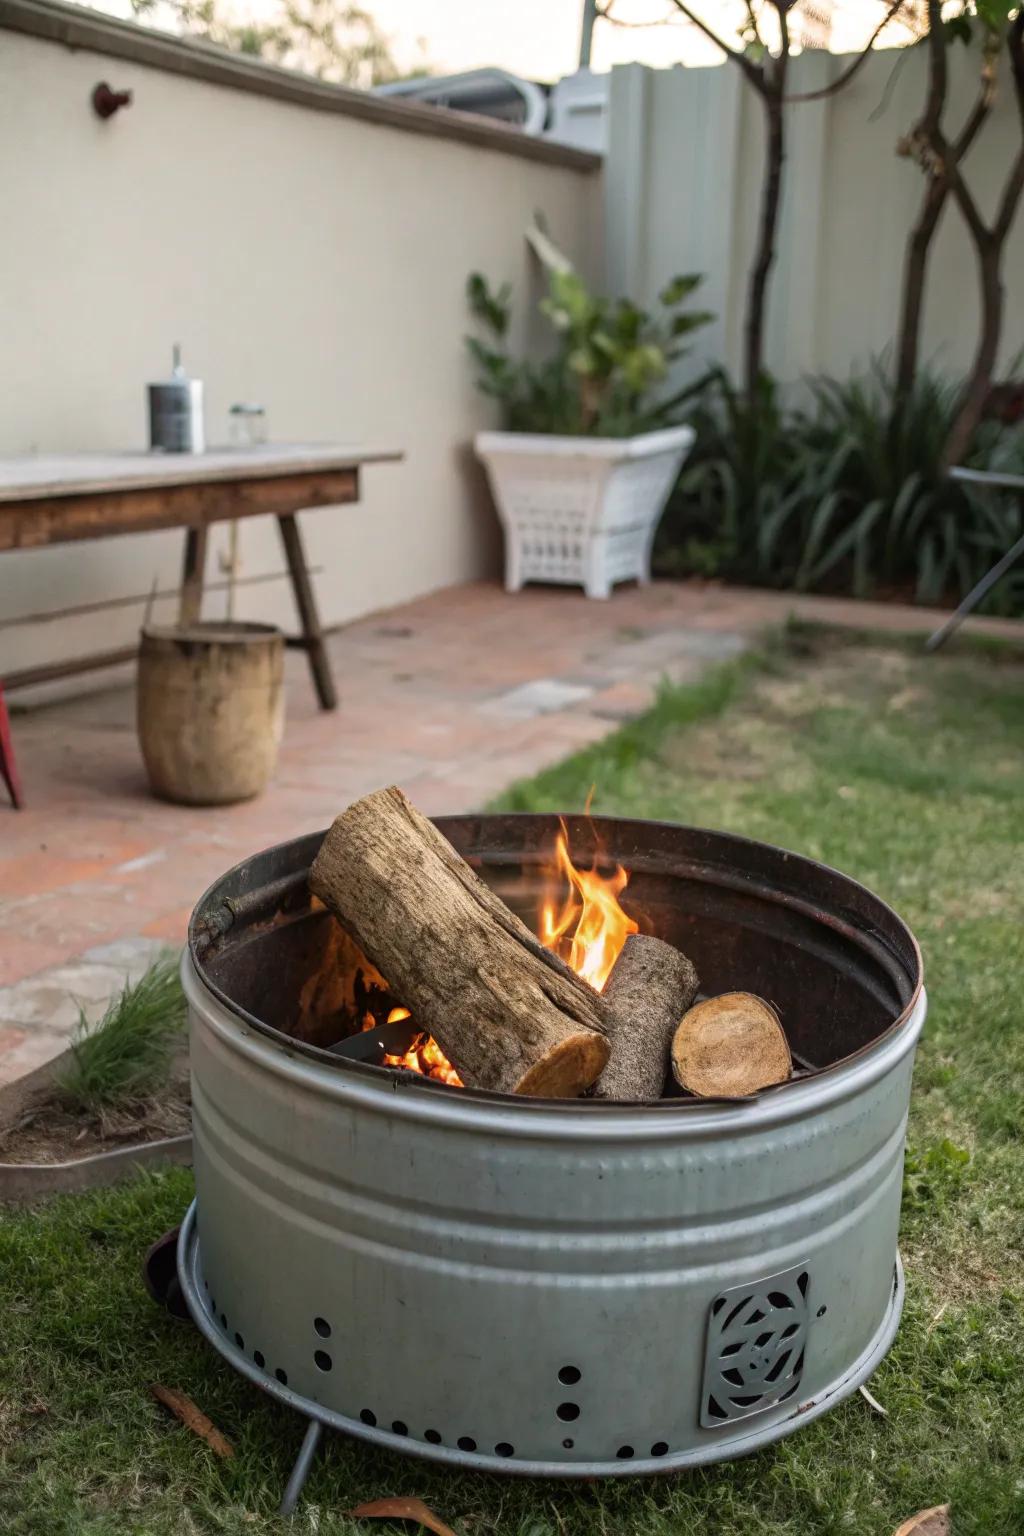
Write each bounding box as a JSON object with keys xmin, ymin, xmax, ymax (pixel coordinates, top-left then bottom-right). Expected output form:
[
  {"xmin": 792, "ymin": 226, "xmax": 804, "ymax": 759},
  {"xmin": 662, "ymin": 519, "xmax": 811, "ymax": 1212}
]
[{"xmin": 92, "ymin": 82, "xmax": 132, "ymax": 120}]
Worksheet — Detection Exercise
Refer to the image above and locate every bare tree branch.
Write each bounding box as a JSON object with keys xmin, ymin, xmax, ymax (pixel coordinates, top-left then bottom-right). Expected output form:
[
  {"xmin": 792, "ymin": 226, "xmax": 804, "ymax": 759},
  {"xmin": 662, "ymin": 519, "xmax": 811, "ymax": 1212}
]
[
  {"xmin": 787, "ymin": 0, "xmax": 909, "ymax": 103},
  {"xmin": 666, "ymin": 0, "xmax": 765, "ymax": 87}
]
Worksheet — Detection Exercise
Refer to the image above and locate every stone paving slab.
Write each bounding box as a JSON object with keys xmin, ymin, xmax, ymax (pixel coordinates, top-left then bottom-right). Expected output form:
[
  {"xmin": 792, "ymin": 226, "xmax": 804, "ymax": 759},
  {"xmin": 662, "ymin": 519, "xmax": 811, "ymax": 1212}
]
[{"xmin": 1, "ymin": 578, "xmax": 1021, "ymax": 1087}]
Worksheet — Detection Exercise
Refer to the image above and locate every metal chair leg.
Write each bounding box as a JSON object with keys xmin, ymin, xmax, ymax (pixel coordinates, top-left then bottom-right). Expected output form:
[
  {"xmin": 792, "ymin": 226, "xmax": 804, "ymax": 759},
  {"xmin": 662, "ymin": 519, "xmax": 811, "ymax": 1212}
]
[
  {"xmin": 926, "ymin": 528, "xmax": 1024, "ymax": 652},
  {"xmin": 279, "ymin": 1418, "xmax": 323, "ymax": 1517}
]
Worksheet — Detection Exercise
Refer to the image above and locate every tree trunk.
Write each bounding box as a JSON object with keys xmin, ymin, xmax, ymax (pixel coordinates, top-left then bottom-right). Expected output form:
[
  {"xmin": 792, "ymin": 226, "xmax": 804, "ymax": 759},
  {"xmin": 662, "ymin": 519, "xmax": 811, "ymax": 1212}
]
[
  {"xmin": 744, "ymin": 86, "xmax": 786, "ymax": 398},
  {"xmin": 942, "ymin": 242, "xmax": 1003, "ymax": 470},
  {"xmin": 309, "ymin": 787, "xmax": 611, "ymax": 1098},
  {"xmin": 894, "ymin": 176, "xmax": 948, "ymax": 402}
]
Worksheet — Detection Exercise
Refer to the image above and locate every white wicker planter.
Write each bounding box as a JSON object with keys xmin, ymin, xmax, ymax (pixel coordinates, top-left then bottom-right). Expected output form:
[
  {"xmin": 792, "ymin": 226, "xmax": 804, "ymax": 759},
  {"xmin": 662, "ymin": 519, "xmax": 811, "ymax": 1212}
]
[{"xmin": 475, "ymin": 425, "xmax": 694, "ymax": 600}]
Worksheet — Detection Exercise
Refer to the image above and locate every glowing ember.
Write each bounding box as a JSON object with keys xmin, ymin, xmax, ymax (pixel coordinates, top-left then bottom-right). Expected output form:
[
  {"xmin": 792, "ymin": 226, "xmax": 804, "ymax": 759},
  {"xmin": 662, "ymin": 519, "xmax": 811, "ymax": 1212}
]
[
  {"xmin": 361, "ymin": 817, "xmax": 636, "ymax": 1085},
  {"xmin": 379, "ymin": 1006, "xmax": 463, "ymax": 1086}
]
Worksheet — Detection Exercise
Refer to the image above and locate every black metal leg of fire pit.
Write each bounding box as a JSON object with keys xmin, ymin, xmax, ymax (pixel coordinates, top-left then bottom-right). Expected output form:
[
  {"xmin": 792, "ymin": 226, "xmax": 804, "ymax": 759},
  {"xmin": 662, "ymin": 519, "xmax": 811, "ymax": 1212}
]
[{"xmin": 279, "ymin": 1419, "xmax": 323, "ymax": 1517}]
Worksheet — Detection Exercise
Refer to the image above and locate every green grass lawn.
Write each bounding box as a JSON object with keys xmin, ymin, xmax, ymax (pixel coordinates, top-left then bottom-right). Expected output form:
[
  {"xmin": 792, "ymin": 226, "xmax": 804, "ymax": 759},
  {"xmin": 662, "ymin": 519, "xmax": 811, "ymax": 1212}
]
[{"xmin": 2, "ymin": 624, "xmax": 1023, "ymax": 1536}]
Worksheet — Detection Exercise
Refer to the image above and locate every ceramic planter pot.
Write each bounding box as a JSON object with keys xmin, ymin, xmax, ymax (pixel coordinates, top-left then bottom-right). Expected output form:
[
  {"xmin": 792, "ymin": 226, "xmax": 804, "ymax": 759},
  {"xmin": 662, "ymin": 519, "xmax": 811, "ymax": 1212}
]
[{"xmin": 474, "ymin": 425, "xmax": 694, "ymax": 599}]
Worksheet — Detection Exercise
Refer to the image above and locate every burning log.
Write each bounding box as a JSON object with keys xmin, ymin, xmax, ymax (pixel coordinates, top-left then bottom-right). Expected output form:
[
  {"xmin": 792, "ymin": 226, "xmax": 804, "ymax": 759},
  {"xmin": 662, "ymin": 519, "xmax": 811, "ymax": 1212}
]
[
  {"xmin": 309, "ymin": 787, "xmax": 611, "ymax": 1097},
  {"xmin": 671, "ymin": 992, "xmax": 791, "ymax": 1099},
  {"xmin": 594, "ymin": 934, "xmax": 698, "ymax": 1101}
]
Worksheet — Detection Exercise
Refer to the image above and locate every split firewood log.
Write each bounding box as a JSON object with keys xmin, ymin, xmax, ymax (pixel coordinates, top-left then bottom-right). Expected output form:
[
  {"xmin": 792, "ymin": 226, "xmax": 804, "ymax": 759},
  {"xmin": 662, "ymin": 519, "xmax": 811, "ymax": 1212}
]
[
  {"xmin": 309, "ymin": 787, "xmax": 611, "ymax": 1098},
  {"xmin": 593, "ymin": 934, "xmax": 698, "ymax": 1101},
  {"xmin": 671, "ymin": 992, "xmax": 791, "ymax": 1099}
]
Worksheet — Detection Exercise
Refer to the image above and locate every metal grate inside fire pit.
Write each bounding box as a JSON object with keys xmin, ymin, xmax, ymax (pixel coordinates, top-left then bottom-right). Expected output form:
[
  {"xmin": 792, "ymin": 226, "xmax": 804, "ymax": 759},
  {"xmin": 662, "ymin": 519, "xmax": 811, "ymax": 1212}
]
[{"xmin": 179, "ymin": 815, "xmax": 924, "ymax": 1502}]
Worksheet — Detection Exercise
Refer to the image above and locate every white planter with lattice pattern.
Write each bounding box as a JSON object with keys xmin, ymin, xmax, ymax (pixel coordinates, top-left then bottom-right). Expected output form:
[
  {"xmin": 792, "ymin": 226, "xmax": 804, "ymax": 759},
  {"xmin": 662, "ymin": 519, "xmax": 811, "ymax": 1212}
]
[{"xmin": 474, "ymin": 425, "xmax": 694, "ymax": 600}]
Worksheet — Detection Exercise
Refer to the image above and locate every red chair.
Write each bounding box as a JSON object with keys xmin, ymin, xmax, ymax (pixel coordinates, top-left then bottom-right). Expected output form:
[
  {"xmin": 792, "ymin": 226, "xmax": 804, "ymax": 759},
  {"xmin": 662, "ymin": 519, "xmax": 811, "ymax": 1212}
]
[{"xmin": 0, "ymin": 682, "xmax": 24, "ymax": 809}]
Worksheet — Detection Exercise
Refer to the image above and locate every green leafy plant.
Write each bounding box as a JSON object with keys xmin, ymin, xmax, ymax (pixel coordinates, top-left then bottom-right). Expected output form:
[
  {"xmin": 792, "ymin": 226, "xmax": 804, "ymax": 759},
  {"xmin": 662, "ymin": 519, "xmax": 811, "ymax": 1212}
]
[
  {"xmin": 466, "ymin": 238, "xmax": 712, "ymax": 437},
  {"xmin": 56, "ymin": 956, "xmax": 187, "ymax": 1115},
  {"xmin": 658, "ymin": 360, "xmax": 1024, "ymax": 612}
]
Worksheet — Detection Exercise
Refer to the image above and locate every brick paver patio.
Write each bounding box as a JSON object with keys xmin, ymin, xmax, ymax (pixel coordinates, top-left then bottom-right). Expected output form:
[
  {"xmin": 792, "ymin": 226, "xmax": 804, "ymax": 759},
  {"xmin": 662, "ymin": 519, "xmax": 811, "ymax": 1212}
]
[{"xmin": 1, "ymin": 578, "xmax": 1020, "ymax": 1087}]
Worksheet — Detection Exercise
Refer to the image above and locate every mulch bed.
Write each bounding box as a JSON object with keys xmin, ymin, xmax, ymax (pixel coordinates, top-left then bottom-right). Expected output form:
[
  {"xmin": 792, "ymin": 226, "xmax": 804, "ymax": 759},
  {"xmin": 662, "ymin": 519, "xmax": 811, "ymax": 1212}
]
[{"xmin": 0, "ymin": 1054, "xmax": 190, "ymax": 1166}]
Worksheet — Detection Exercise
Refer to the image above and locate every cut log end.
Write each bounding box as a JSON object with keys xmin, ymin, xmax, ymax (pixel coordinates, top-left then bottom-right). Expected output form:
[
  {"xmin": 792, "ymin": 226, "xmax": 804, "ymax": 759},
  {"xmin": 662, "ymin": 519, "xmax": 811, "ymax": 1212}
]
[
  {"xmin": 514, "ymin": 1031, "xmax": 610, "ymax": 1098},
  {"xmin": 671, "ymin": 991, "xmax": 791, "ymax": 1099}
]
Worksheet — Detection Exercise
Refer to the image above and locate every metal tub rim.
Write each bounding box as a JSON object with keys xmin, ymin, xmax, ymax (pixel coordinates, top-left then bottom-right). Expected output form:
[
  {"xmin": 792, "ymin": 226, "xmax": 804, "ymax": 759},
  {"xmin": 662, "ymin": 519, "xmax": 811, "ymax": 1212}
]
[{"xmin": 188, "ymin": 817, "xmax": 927, "ymax": 1118}]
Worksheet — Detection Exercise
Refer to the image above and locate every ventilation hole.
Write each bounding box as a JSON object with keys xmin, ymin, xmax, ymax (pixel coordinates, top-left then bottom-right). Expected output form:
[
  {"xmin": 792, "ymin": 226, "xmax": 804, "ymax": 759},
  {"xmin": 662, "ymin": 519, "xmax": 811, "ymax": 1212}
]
[
  {"xmin": 723, "ymin": 1298, "xmax": 749, "ymax": 1330},
  {"xmin": 494, "ymin": 1442, "xmax": 514, "ymax": 1457},
  {"xmin": 755, "ymin": 1331, "xmax": 773, "ymax": 1347},
  {"xmin": 562, "ymin": 1438, "xmax": 574, "ymax": 1450},
  {"xmin": 767, "ymin": 1292, "xmax": 793, "ymax": 1310},
  {"xmin": 204, "ymin": 1278, "xmax": 209, "ymax": 1291},
  {"xmin": 712, "ymin": 1298, "xmax": 726, "ymax": 1315},
  {"xmin": 392, "ymin": 1421, "xmax": 408, "ymax": 1436},
  {"xmin": 210, "ymin": 1297, "xmax": 216, "ymax": 1312},
  {"xmin": 764, "ymin": 1349, "xmax": 792, "ymax": 1384},
  {"xmin": 722, "ymin": 1368, "xmax": 744, "ymax": 1387},
  {"xmin": 706, "ymin": 1395, "xmax": 728, "ymax": 1421},
  {"xmin": 556, "ymin": 1403, "xmax": 580, "ymax": 1422},
  {"xmin": 359, "ymin": 1408, "xmax": 375, "ymax": 1425},
  {"xmin": 275, "ymin": 1368, "xmax": 288, "ymax": 1385},
  {"xmin": 424, "ymin": 1429, "xmax": 442, "ymax": 1444},
  {"xmin": 558, "ymin": 1365, "xmax": 581, "ymax": 1385},
  {"xmin": 219, "ymin": 1313, "xmax": 227, "ymax": 1329},
  {"xmin": 719, "ymin": 1341, "xmax": 742, "ymax": 1357},
  {"xmin": 234, "ymin": 1333, "xmax": 244, "ymax": 1350},
  {"xmin": 617, "ymin": 1445, "xmax": 634, "ymax": 1459},
  {"xmin": 797, "ymin": 1272, "xmax": 809, "ymax": 1296},
  {"xmin": 731, "ymin": 1394, "xmax": 761, "ymax": 1407},
  {"xmin": 253, "ymin": 1350, "xmax": 265, "ymax": 1369},
  {"xmin": 651, "ymin": 1441, "xmax": 669, "ymax": 1457},
  {"xmin": 781, "ymin": 1322, "xmax": 800, "ymax": 1339},
  {"xmin": 313, "ymin": 1350, "xmax": 332, "ymax": 1372},
  {"xmin": 793, "ymin": 1350, "xmax": 805, "ymax": 1375},
  {"xmin": 314, "ymin": 1316, "xmax": 331, "ymax": 1338},
  {"xmin": 747, "ymin": 1308, "xmax": 766, "ymax": 1323},
  {"xmin": 457, "ymin": 1436, "xmax": 477, "ymax": 1452},
  {"xmin": 817, "ymin": 1305, "xmax": 828, "ymax": 1318},
  {"xmin": 780, "ymin": 1380, "xmax": 800, "ymax": 1402}
]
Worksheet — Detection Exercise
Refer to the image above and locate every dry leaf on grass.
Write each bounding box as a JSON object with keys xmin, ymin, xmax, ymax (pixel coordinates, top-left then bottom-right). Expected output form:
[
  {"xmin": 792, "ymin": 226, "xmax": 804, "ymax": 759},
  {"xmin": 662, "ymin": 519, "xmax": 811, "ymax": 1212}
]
[
  {"xmin": 149, "ymin": 1383, "xmax": 234, "ymax": 1459},
  {"xmin": 346, "ymin": 1497, "xmax": 458, "ymax": 1535},
  {"xmin": 892, "ymin": 1505, "xmax": 951, "ymax": 1536},
  {"xmin": 859, "ymin": 1383, "xmax": 888, "ymax": 1417}
]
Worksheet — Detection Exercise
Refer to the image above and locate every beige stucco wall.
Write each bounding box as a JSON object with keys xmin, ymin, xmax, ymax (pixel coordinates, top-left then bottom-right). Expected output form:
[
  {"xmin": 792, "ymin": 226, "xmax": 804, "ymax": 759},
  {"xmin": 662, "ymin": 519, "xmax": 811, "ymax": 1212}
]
[{"xmin": 0, "ymin": 17, "xmax": 600, "ymax": 697}]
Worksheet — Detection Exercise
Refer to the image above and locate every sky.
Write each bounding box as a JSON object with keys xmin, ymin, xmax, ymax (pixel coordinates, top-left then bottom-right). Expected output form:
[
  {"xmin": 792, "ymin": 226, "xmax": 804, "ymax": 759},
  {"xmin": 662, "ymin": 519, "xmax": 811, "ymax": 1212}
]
[
  {"xmin": 340, "ymin": 1, "xmax": 919, "ymax": 81},
  {"xmin": 93, "ymin": 0, "xmax": 920, "ymax": 84}
]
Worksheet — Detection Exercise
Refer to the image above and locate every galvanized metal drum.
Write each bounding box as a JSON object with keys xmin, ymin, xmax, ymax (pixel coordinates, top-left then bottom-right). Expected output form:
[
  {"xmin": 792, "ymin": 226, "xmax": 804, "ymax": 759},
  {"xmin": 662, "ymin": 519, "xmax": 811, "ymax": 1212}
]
[{"xmin": 181, "ymin": 815, "xmax": 925, "ymax": 1478}]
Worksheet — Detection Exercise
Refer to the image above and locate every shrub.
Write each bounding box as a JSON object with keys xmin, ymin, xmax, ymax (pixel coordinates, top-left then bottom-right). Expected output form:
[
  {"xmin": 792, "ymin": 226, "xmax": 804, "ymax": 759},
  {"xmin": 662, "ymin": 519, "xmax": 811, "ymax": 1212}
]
[
  {"xmin": 466, "ymin": 236, "xmax": 712, "ymax": 437},
  {"xmin": 656, "ymin": 362, "xmax": 1024, "ymax": 612}
]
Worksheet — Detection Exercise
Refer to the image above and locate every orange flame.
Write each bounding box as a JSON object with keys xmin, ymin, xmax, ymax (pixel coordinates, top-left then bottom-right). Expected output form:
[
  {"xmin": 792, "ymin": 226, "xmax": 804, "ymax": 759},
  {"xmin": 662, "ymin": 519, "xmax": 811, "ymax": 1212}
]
[
  {"xmin": 539, "ymin": 823, "xmax": 638, "ymax": 992},
  {"xmin": 362, "ymin": 813, "xmax": 635, "ymax": 1084}
]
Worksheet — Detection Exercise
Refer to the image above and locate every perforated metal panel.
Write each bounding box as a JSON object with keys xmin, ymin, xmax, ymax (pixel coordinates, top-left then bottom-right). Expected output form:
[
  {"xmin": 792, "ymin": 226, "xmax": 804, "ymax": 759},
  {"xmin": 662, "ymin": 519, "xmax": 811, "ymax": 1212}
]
[{"xmin": 701, "ymin": 1264, "xmax": 811, "ymax": 1428}]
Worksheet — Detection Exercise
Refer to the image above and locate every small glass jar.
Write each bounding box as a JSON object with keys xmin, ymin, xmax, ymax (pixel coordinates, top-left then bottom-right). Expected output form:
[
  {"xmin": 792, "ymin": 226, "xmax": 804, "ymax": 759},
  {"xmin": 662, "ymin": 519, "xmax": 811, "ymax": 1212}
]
[{"xmin": 228, "ymin": 402, "xmax": 268, "ymax": 448}]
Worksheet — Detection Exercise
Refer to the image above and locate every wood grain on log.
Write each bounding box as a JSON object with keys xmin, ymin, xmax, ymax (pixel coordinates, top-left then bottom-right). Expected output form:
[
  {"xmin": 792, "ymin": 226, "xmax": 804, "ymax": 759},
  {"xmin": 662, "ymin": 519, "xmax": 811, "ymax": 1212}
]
[
  {"xmin": 594, "ymin": 934, "xmax": 698, "ymax": 1101},
  {"xmin": 671, "ymin": 992, "xmax": 791, "ymax": 1099},
  {"xmin": 309, "ymin": 787, "xmax": 610, "ymax": 1097}
]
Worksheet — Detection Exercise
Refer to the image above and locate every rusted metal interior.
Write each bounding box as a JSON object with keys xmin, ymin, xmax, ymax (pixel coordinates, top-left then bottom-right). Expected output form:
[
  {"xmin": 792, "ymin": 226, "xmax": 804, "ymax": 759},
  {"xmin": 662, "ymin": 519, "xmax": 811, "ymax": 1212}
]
[{"xmin": 191, "ymin": 813, "xmax": 921, "ymax": 1102}]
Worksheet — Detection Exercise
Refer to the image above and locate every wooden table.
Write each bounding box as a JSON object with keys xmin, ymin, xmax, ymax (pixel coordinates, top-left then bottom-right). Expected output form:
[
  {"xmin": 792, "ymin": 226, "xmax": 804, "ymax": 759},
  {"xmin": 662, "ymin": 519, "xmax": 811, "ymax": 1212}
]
[{"xmin": 0, "ymin": 444, "xmax": 402, "ymax": 709}]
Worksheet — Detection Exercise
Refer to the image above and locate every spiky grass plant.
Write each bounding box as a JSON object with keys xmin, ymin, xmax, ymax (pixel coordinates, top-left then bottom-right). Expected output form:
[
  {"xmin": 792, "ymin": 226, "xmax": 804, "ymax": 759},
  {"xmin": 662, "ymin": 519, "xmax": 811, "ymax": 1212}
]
[{"xmin": 56, "ymin": 954, "xmax": 187, "ymax": 1114}]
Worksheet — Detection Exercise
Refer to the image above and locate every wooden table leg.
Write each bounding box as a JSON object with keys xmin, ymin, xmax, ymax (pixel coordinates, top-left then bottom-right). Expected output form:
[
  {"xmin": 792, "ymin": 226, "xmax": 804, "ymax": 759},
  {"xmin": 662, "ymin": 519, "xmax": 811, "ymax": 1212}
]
[
  {"xmin": 0, "ymin": 682, "xmax": 24, "ymax": 809},
  {"xmin": 179, "ymin": 526, "xmax": 208, "ymax": 625},
  {"xmin": 277, "ymin": 513, "xmax": 337, "ymax": 710}
]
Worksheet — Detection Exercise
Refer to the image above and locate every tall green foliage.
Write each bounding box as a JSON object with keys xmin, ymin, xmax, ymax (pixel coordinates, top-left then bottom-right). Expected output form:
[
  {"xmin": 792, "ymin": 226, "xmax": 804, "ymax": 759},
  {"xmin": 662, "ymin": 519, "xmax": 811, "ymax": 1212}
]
[
  {"xmin": 658, "ymin": 363, "xmax": 1024, "ymax": 611},
  {"xmin": 466, "ymin": 265, "xmax": 712, "ymax": 437}
]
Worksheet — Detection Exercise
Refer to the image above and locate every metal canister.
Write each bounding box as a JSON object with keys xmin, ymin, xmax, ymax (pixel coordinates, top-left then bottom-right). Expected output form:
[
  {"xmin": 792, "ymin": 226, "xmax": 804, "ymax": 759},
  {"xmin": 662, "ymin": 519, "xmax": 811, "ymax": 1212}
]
[{"xmin": 148, "ymin": 344, "xmax": 205, "ymax": 453}]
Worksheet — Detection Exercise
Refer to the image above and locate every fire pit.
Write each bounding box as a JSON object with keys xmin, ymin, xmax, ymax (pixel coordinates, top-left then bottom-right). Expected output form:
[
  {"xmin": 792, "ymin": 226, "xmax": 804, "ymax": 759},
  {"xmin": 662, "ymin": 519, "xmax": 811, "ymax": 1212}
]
[{"xmin": 178, "ymin": 814, "xmax": 924, "ymax": 1509}]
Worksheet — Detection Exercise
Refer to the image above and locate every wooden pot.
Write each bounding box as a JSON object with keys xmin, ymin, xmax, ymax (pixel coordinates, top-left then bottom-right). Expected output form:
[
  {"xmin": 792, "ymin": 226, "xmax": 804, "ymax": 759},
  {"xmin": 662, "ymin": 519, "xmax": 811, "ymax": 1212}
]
[{"xmin": 137, "ymin": 622, "xmax": 284, "ymax": 805}]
